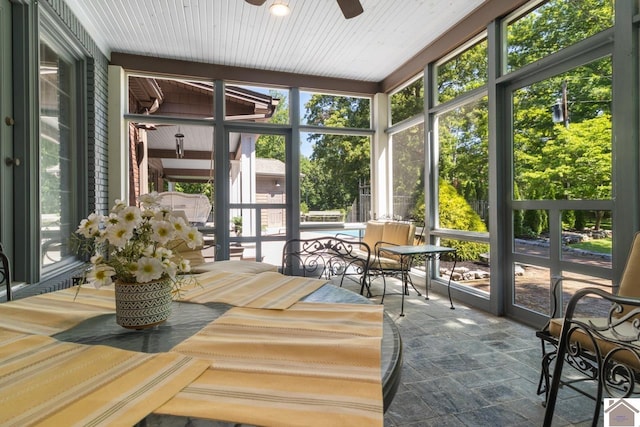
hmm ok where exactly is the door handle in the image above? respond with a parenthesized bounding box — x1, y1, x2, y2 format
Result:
(5, 157, 21, 166)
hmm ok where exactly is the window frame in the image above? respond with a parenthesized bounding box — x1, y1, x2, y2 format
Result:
(36, 5, 88, 279)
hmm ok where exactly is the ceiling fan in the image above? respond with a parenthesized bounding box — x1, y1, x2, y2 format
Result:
(245, 0, 364, 19)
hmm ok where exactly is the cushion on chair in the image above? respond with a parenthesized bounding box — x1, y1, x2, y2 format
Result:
(362, 221, 385, 253)
(549, 317, 640, 370)
(378, 222, 415, 262)
(381, 222, 413, 246)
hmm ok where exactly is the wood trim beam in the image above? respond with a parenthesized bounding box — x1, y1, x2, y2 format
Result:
(148, 149, 213, 160)
(110, 52, 381, 96)
(162, 168, 213, 177)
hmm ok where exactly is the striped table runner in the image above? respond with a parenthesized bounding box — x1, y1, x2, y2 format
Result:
(0, 286, 116, 335)
(158, 302, 384, 426)
(0, 334, 209, 427)
(178, 271, 328, 310)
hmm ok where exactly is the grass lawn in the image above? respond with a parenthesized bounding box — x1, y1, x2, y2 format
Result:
(568, 237, 612, 254)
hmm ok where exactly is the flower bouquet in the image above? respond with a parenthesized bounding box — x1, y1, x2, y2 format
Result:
(74, 192, 203, 328)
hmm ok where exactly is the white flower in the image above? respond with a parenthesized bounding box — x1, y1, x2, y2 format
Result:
(135, 256, 164, 283)
(151, 220, 175, 245)
(155, 246, 173, 260)
(120, 206, 142, 230)
(74, 195, 203, 289)
(171, 215, 188, 234)
(86, 264, 116, 288)
(162, 259, 178, 279)
(104, 223, 133, 248)
(111, 199, 127, 214)
(76, 213, 101, 238)
(142, 244, 155, 257)
(183, 227, 204, 249)
(178, 258, 191, 273)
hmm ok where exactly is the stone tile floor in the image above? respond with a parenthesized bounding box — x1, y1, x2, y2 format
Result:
(344, 277, 604, 427)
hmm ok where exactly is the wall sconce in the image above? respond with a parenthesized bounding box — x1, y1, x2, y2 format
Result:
(175, 129, 184, 159)
(275, 180, 281, 187)
(270, 1, 290, 16)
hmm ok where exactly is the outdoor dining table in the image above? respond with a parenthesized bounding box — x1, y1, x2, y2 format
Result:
(50, 282, 402, 425)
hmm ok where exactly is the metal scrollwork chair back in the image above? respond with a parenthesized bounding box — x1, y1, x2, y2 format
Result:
(540, 232, 640, 426)
(543, 287, 640, 426)
(0, 243, 13, 301)
(281, 237, 371, 295)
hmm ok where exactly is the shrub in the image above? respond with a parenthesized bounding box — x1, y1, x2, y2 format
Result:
(411, 182, 488, 261)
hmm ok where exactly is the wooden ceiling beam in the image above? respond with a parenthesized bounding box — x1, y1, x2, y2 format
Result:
(148, 149, 213, 160)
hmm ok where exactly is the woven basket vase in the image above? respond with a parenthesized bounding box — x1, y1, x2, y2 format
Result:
(114, 279, 172, 329)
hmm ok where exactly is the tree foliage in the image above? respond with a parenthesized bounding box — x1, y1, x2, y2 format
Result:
(255, 90, 289, 162)
(302, 94, 371, 211)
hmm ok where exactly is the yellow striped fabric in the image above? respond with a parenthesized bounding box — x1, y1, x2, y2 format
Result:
(178, 271, 328, 309)
(159, 302, 384, 426)
(0, 286, 116, 335)
(0, 334, 209, 427)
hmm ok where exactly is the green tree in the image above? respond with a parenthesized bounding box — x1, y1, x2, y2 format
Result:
(256, 90, 289, 162)
(303, 95, 370, 211)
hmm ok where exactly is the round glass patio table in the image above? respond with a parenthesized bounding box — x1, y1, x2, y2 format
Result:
(54, 283, 402, 423)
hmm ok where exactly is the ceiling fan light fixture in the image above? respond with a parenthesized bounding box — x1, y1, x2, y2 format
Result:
(269, 2, 290, 17)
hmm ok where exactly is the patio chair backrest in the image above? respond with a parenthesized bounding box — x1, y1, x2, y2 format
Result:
(362, 221, 385, 252)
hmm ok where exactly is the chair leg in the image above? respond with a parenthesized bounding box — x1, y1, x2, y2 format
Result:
(543, 329, 570, 426)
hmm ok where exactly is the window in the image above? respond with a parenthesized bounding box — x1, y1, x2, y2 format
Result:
(505, 0, 614, 73)
(301, 91, 370, 128)
(512, 57, 612, 201)
(390, 77, 424, 125)
(300, 92, 372, 222)
(128, 75, 215, 120)
(436, 38, 487, 104)
(391, 123, 424, 220)
(227, 84, 287, 124)
(39, 22, 85, 271)
(437, 96, 490, 232)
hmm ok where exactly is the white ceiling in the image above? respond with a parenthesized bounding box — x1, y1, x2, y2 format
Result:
(64, 0, 486, 82)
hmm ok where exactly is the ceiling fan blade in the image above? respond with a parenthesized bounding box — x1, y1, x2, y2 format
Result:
(245, 0, 267, 5)
(336, 0, 363, 19)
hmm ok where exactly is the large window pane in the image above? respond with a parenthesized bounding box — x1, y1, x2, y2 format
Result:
(560, 209, 612, 268)
(436, 39, 487, 104)
(300, 132, 371, 222)
(437, 96, 489, 232)
(390, 78, 424, 125)
(512, 57, 612, 201)
(506, 0, 614, 73)
(391, 123, 424, 220)
(128, 75, 215, 120)
(39, 39, 76, 269)
(301, 92, 371, 128)
(227, 85, 288, 124)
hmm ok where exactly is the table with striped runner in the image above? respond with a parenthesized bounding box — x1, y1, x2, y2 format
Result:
(157, 302, 384, 427)
(177, 270, 329, 309)
(0, 286, 116, 335)
(0, 334, 208, 427)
